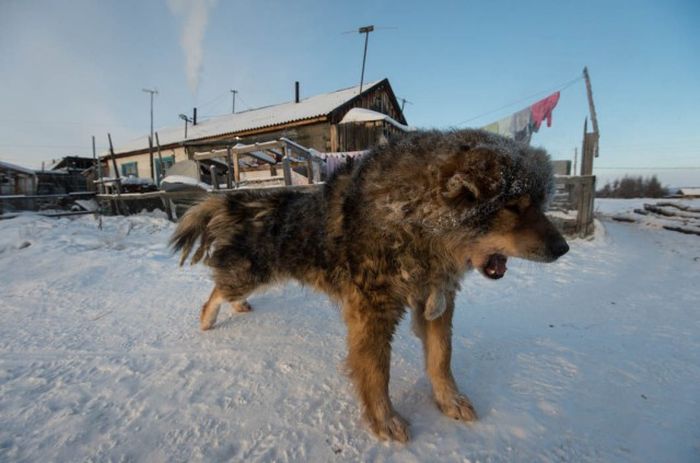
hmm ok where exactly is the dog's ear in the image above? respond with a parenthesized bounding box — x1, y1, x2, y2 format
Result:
(442, 171, 480, 202)
(441, 147, 507, 203)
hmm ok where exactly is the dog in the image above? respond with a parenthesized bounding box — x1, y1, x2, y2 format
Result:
(170, 128, 569, 442)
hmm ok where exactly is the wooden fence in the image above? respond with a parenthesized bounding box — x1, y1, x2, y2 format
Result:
(0, 192, 96, 215)
(95, 184, 323, 220)
(550, 175, 596, 238)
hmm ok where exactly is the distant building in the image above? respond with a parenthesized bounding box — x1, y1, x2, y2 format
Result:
(101, 79, 410, 180)
(679, 187, 700, 198)
(37, 156, 94, 194)
(0, 161, 37, 195)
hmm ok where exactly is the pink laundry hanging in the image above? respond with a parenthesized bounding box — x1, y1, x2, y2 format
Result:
(531, 91, 560, 131)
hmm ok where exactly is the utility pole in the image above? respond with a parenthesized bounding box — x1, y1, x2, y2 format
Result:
(582, 67, 599, 158)
(142, 88, 158, 180)
(358, 25, 374, 94)
(142, 88, 158, 142)
(230, 89, 238, 114)
(398, 97, 413, 116)
(179, 114, 192, 138)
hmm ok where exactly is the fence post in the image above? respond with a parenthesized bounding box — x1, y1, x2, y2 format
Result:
(282, 145, 292, 186)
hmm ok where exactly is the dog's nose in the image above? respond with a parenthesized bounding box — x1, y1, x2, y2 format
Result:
(549, 239, 569, 259)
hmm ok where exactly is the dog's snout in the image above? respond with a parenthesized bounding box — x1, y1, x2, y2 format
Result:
(549, 239, 569, 259)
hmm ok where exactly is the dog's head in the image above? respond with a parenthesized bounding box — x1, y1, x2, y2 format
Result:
(436, 130, 569, 278)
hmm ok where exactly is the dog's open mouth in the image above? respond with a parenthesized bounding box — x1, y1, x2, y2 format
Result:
(482, 253, 507, 279)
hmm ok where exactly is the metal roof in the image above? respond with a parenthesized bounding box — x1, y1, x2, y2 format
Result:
(110, 80, 383, 156)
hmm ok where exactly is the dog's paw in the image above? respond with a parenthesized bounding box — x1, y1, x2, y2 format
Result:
(371, 413, 411, 443)
(437, 393, 478, 422)
(232, 300, 252, 313)
(200, 320, 215, 331)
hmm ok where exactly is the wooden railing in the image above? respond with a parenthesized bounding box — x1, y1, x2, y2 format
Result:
(551, 175, 596, 238)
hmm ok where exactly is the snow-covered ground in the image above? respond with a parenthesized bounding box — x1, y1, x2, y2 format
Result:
(0, 200, 698, 462)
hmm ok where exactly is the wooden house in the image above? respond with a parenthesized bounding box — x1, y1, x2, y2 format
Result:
(102, 79, 410, 180)
(0, 161, 37, 195)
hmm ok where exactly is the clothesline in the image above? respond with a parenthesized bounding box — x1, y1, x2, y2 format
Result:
(457, 75, 583, 126)
(481, 91, 561, 144)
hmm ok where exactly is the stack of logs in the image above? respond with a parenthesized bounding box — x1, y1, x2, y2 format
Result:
(613, 202, 700, 236)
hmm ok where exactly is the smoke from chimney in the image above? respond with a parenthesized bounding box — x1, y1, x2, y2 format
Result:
(167, 0, 217, 96)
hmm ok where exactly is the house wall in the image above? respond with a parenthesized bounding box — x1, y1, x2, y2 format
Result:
(106, 146, 187, 179)
(197, 121, 332, 152)
(329, 83, 405, 125)
(105, 122, 333, 179)
(104, 82, 406, 175)
(335, 120, 407, 152)
(0, 173, 36, 195)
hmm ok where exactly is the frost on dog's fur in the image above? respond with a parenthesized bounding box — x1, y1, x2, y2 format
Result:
(170, 128, 567, 442)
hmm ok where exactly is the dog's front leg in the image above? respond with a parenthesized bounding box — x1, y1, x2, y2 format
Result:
(413, 290, 477, 422)
(343, 299, 409, 442)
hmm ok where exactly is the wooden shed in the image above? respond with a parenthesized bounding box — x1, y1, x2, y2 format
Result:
(0, 160, 37, 195)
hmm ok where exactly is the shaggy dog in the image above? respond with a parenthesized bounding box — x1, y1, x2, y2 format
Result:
(171, 128, 569, 442)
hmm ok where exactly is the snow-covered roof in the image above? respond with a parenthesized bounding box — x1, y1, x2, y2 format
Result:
(679, 187, 700, 196)
(339, 107, 415, 132)
(110, 80, 384, 156)
(0, 160, 36, 176)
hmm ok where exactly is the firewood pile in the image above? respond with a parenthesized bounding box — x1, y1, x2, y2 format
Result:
(611, 201, 700, 236)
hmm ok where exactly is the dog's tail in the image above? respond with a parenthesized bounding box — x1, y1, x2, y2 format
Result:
(170, 195, 229, 266)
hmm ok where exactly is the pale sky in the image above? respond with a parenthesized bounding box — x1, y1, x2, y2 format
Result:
(1, 0, 698, 187)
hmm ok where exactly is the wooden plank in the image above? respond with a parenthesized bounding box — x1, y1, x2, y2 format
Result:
(655, 202, 700, 213)
(282, 146, 292, 186)
(155, 132, 165, 185)
(148, 135, 155, 181)
(306, 158, 314, 184)
(96, 184, 322, 203)
(583, 66, 600, 158)
(225, 148, 233, 189)
(580, 118, 596, 176)
(644, 203, 700, 219)
(662, 225, 700, 236)
(554, 175, 595, 186)
(330, 124, 338, 152)
(233, 151, 240, 183)
(210, 165, 219, 190)
(107, 133, 121, 181)
(107, 133, 125, 215)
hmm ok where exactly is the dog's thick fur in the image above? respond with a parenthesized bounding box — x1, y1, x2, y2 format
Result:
(171, 129, 569, 442)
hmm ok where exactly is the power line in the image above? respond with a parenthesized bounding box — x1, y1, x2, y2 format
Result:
(0, 119, 141, 129)
(197, 91, 230, 110)
(0, 143, 106, 149)
(235, 93, 254, 111)
(457, 75, 584, 126)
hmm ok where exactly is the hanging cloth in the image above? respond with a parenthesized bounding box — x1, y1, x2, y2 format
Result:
(483, 107, 532, 143)
(531, 92, 560, 131)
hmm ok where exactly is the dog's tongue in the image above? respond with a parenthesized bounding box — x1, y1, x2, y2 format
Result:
(484, 254, 507, 279)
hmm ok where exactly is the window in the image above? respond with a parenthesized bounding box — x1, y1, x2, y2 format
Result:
(121, 162, 138, 177)
(155, 156, 175, 180)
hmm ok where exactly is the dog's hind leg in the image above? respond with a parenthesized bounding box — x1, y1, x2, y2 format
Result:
(412, 290, 477, 422)
(200, 286, 225, 331)
(343, 297, 410, 443)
